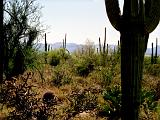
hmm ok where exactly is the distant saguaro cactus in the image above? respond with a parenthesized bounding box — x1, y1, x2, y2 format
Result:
(65, 33, 67, 49)
(99, 37, 102, 53)
(48, 44, 50, 51)
(154, 38, 158, 64)
(62, 34, 67, 49)
(105, 0, 160, 119)
(44, 33, 47, 63)
(99, 28, 108, 66)
(106, 44, 108, 54)
(45, 33, 47, 52)
(103, 27, 107, 54)
(151, 42, 154, 64)
(62, 39, 64, 48)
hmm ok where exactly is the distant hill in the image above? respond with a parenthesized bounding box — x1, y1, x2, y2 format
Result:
(37, 42, 79, 52)
(36, 42, 160, 56)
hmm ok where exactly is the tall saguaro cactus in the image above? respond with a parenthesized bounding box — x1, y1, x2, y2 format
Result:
(105, 0, 160, 119)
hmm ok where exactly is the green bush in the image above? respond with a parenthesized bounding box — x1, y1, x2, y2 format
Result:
(98, 86, 158, 119)
(141, 89, 157, 111)
(49, 55, 60, 66)
(52, 64, 73, 87)
(4, 48, 39, 79)
(100, 85, 121, 119)
(146, 64, 160, 76)
(74, 56, 95, 77)
(48, 50, 60, 66)
(65, 89, 98, 119)
(100, 67, 114, 87)
(48, 48, 70, 66)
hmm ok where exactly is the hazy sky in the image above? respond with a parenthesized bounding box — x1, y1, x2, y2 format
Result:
(39, 0, 160, 48)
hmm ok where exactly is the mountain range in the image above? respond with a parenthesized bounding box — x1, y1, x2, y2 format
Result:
(36, 42, 160, 56)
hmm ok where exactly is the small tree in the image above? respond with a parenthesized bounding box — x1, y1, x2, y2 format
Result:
(3, 0, 42, 79)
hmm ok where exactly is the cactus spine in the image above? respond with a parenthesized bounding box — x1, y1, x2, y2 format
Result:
(105, 0, 160, 119)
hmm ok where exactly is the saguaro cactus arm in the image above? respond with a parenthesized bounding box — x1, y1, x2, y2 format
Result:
(105, 0, 121, 31)
(145, 0, 160, 33)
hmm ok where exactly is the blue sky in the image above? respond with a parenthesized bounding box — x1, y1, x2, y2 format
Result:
(39, 0, 160, 48)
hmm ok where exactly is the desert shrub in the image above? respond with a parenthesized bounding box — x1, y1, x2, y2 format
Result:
(97, 85, 159, 119)
(98, 85, 121, 119)
(52, 64, 73, 87)
(57, 48, 71, 60)
(99, 67, 114, 87)
(47, 50, 60, 66)
(106, 48, 121, 69)
(65, 88, 98, 119)
(144, 56, 151, 66)
(74, 55, 97, 77)
(48, 53, 60, 66)
(141, 89, 157, 111)
(139, 89, 159, 120)
(0, 73, 56, 120)
(146, 64, 160, 76)
(48, 48, 70, 66)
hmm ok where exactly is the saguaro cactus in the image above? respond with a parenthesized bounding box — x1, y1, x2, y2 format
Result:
(65, 33, 67, 49)
(99, 37, 102, 53)
(106, 43, 108, 54)
(44, 33, 47, 63)
(63, 34, 67, 49)
(105, 0, 160, 119)
(45, 33, 47, 52)
(103, 27, 107, 54)
(151, 42, 154, 64)
(154, 38, 158, 64)
(62, 39, 64, 48)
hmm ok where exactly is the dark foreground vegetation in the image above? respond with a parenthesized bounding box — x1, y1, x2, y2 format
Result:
(0, 44, 160, 120)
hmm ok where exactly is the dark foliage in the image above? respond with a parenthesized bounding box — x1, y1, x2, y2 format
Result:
(0, 73, 57, 120)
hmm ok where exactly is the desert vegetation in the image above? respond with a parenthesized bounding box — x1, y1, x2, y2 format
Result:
(0, 37, 160, 119)
(0, 0, 160, 120)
